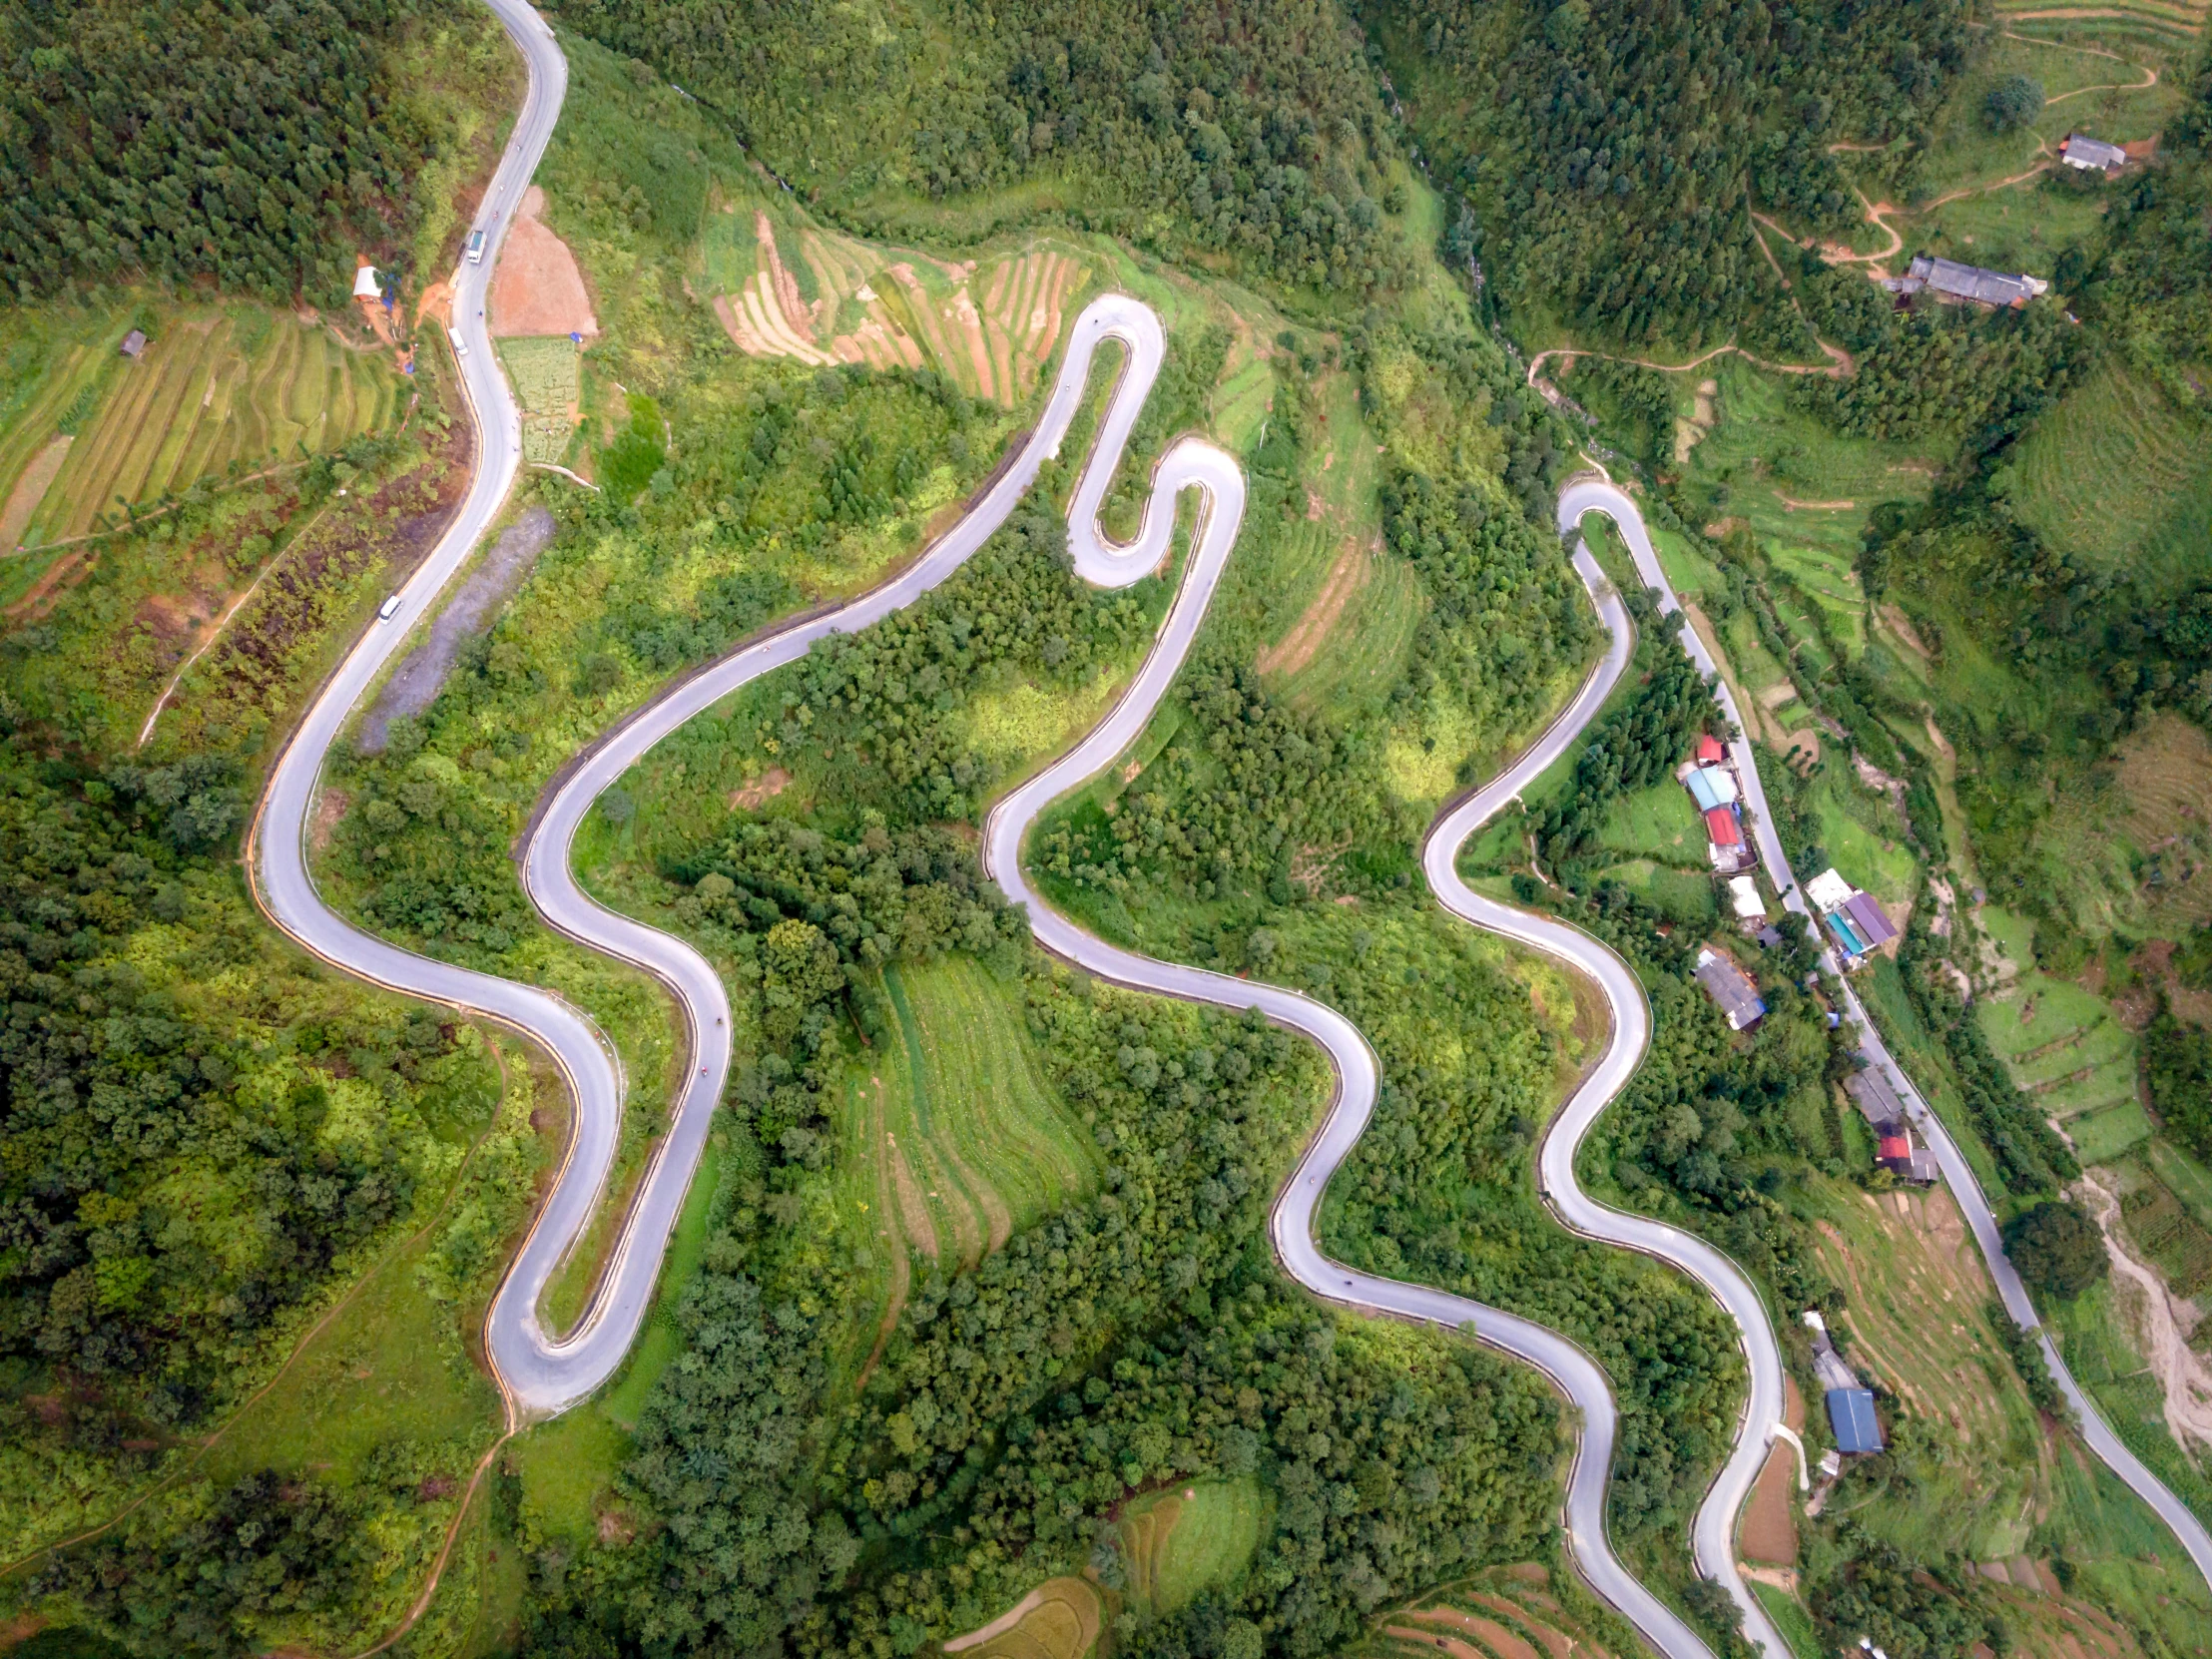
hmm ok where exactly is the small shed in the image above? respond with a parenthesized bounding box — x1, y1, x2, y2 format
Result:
(1696, 734, 1727, 767)
(1826, 1386, 1884, 1454)
(1878, 1132, 1912, 1164)
(1695, 947, 1767, 1031)
(1703, 806, 1743, 847)
(119, 329, 147, 358)
(353, 265, 383, 299)
(2060, 133, 2127, 174)
(1686, 767, 1740, 811)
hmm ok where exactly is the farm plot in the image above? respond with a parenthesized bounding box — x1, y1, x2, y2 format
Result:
(2012, 359, 2212, 598)
(1379, 1565, 1619, 1659)
(1975, 954, 2147, 1161)
(1810, 1179, 2049, 1558)
(0, 303, 402, 548)
(2115, 1164, 2212, 1300)
(943, 1576, 1104, 1659)
(869, 957, 1099, 1270)
(495, 336, 583, 464)
(701, 206, 1091, 406)
(1117, 1477, 1266, 1619)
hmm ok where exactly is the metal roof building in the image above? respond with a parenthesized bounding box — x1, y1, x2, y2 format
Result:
(1895, 255, 2050, 308)
(1695, 947, 1767, 1031)
(1845, 1063, 1909, 1130)
(1827, 1386, 1884, 1454)
(1686, 766, 1739, 811)
(2061, 133, 2127, 173)
(1704, 806, 1743, 847)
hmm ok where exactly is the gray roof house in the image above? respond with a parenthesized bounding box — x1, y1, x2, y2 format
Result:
(2060, 133, 2127, 174)
(1694, 947, 1766, 1031)
(1886, 256, 2049, 308)
(1845, 1063, 1909, 1131)
(119, 328, 147, 358)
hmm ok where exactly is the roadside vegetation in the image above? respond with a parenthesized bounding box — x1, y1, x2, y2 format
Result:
(12, 1, 2212, 1656)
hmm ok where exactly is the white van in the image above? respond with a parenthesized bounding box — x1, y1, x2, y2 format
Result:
(467, 229, 487, 264)
(378, 595, 403, 622)
(448, 324, 467, 359)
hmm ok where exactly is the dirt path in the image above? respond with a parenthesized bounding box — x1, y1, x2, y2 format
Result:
(1257, 537, 1371, 678)
(1775, 494, 1858, 511)
(2, 547, 93, 619)
(138, 494, 339, 748)
(2003, 27, 2167, 76)
(2077, 1171, 2212, 1457)
(2005, 6, 2203, 28)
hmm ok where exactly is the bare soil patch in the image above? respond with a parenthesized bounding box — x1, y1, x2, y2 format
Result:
(359, 505, 555, 752)
(311, 789, 351, 856)
(490, 187, 599, 338)
(5, 548, 94, 620)
(1, 434, 71, 551)
(1256, 538, 1371, 680)
(886, 1133, 938, 1262)
(729, 766, 793, 813)
(1742, 1438, 1801, 1563)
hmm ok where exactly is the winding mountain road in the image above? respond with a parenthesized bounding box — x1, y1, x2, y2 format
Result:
(241, 2, 2208, 1649)
(1572, 477, 2212, 1593)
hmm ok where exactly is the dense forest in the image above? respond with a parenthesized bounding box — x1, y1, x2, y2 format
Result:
(0, 0, 473, 301)
(1376, 0, 1971, 348)
(548, 0, 1408, 293)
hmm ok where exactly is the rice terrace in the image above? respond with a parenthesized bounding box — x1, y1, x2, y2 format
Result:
(0, 301, 405, 552)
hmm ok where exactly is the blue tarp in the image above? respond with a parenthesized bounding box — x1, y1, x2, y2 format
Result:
(1827, 1387, 1884, 1453)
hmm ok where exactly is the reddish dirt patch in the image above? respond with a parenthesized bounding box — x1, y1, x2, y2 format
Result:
(1256, 538, 1371, 680)
(311, 789, 351, 856)
(1742, 1438, 1801, 1564)
(729, 766, 792, 813)
(135, 592, 202, 641)
(416, 279, 454, 330)
(491, 187, 599, 338)
(1395, 1608, 1543, 1659)
(5, 548, 95, 620)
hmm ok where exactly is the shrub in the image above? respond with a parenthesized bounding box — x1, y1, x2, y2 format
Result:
(2003, 1199, 2107, 1300)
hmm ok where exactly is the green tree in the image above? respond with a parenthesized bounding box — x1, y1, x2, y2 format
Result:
(2003, 1199, 2107, 1300)
(1985, 74, 2045, 133)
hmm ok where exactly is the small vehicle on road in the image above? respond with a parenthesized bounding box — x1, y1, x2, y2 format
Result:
(466, 229, 487, 264)
(377, 595, 403, 622)
(448, 325, 467, 359)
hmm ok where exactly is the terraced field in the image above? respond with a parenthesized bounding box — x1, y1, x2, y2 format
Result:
(1117, 1476, 1267, 1619)
(1378, 1565, 1619, 1659)
(1976, 953, 2149, 1163)
(702, 206, 1092, 406)
(1998, 0, 2207, 45)
(2115, 1166, 2212, 1301)
(0, 303, 403, 549)
(2012, 360, 2212, 597)
(495, 335, 583, 465)
(944, 1576, 1105, 1659)
(869, 957, 1099, 1271)
(1810, 1179, 2050, 1558)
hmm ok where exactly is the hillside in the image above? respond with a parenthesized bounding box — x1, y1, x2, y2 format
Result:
(7, 4, 2212, 1659)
